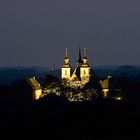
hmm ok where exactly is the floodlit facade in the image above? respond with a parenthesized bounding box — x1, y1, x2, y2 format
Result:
(61, 48, 71, 79)
(61, 48, 91, 88)
(26, 76, 42, 100)
(101, 75, 122, 99)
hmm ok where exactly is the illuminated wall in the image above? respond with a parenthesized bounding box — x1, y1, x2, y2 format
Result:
(33, 89, 42, 100)
(61, 67, 71, 79)
(80, 67, 90, 83)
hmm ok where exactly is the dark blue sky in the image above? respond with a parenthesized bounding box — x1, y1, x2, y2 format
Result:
(0, 0, 140, 67)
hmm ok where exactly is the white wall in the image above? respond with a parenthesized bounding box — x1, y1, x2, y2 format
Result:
(61, 68, 71, 79)
(33, 89, 42, 100)
(80, 67, 90, 82)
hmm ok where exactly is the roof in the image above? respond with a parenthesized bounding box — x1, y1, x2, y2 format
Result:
(62, 63, 71, 68)
(70, 66, 81, 81)
(26, 77, 41, 90)
(81, 63, 90, 68)
(101, 75, 121, 90)
(77, 58, 83, 64)
(62, 57, 71, 68)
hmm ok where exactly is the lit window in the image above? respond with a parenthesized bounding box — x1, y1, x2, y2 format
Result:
(84, 70, 86, 75)
(65, 70, 67, 75)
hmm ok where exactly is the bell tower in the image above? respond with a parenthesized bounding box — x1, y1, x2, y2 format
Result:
(80, 48, 90, 83)
(61, 48, 71, 79)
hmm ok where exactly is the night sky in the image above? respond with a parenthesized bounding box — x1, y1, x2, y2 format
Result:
(0, 0, 140, 67)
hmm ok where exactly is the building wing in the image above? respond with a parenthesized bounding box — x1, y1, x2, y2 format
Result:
(26, 77, 41, 90)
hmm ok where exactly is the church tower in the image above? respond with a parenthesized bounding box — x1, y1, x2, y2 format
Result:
(61, 48, 71, 79)
(80, 48, 90, 83)
(77, 48, 83, 67)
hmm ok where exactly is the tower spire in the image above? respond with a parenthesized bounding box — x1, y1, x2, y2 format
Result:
(79, 47, 82, 59)
(77, 47, 83, 66)
(84, 48, 87, 58)
(66, 48, 68, 58)
(83, 48, 89, 65)
(62, 48, 71, 80)
(63, 48, 70, 66)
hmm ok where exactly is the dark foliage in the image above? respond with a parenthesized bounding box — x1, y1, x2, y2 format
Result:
(40, 74, 60, 88)
(0, 68, 140, 139)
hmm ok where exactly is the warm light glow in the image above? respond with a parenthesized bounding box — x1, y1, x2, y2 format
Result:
(103, 89, 109, 97)
(33, 89, 42, 100)
(115, 96, 122, 101)
(61, 48, 90, 88)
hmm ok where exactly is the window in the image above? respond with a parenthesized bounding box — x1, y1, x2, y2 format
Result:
(65, 70, 67, 75)
(84, 70, 86, 75)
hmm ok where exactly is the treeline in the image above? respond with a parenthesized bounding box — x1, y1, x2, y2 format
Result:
(0, 75, 140, 139)
(0, 65, 140, 85)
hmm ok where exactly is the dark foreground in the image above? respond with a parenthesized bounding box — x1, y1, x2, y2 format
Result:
(0, 90, 140, 140)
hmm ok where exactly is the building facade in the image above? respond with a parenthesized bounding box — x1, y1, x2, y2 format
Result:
(101, 75, 122, 100)
(26, 76, 42, 100)
(61, 48, 91, 88)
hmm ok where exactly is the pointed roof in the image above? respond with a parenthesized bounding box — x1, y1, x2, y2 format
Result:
(65, 48, 68, 59)
(101, 75, 121, 90)
(83, 48, 87, 59)
(82, 48, 90, 68)
(70, 66, 81, 81)
(26, 76, 41, 90)
(77, 48, 83, 65)
(62, 48, 71, 68)
(79, 48, 82, 59)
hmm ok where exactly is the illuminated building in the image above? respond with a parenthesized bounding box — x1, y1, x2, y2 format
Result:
(26, 76, 42, 100)
(61, 48, 91, 88)
(61, 48, 71, 79)
(101, 74, 122, 99)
